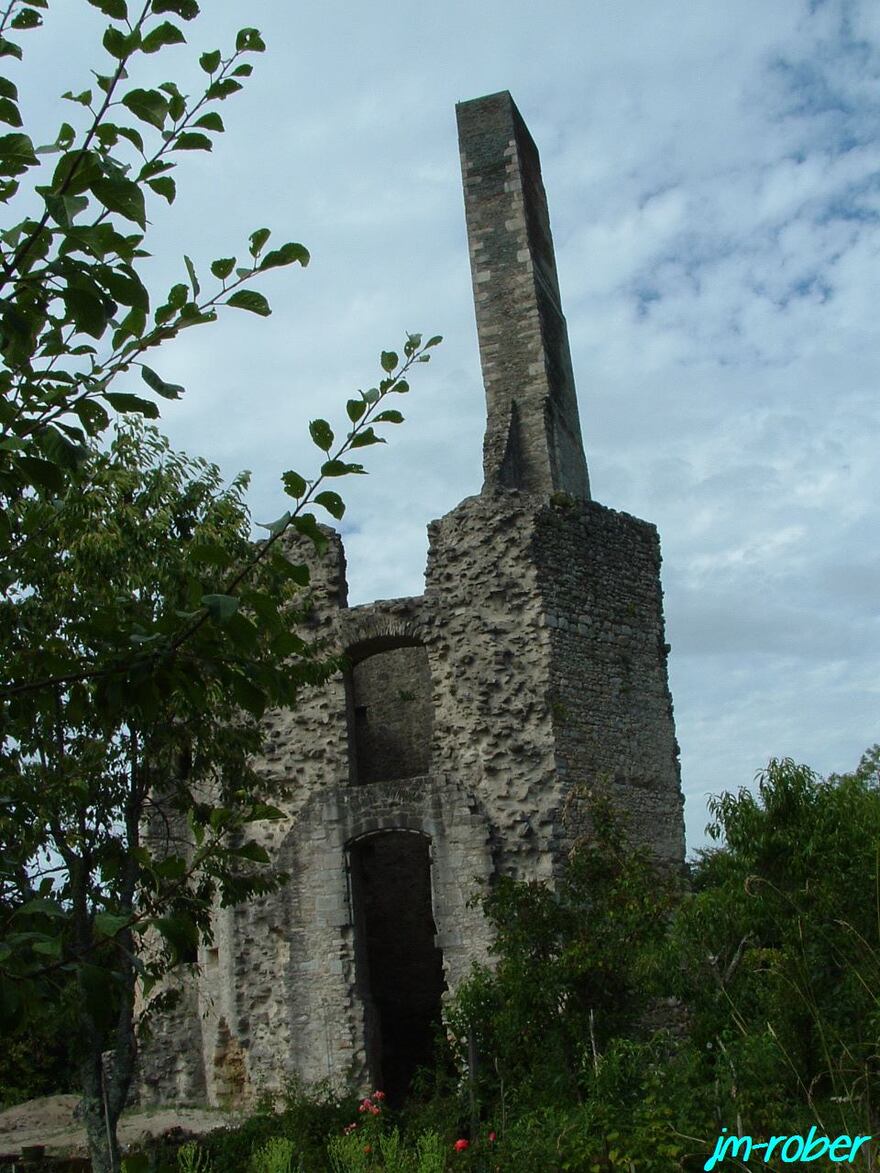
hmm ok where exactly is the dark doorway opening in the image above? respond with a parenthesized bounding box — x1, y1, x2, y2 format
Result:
(349, 831, 446, 1106)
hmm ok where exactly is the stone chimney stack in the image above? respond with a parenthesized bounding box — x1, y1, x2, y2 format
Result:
(456, 90, 591, 500)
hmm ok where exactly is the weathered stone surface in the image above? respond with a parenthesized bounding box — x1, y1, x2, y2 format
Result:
(457, 91, 590, 499)
(138, 92, 684, 1109)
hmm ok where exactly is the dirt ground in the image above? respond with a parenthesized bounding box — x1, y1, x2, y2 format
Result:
(0, 1094, 243, 1160)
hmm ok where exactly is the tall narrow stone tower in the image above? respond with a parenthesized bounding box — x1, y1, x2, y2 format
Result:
(138, 92, 685, 1110)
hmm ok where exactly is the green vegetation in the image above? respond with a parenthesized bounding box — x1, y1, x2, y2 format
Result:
(0, 2, 437, 1169)
(115, 749, 880, 1170)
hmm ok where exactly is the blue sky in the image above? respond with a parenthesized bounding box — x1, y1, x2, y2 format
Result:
(19, 0, 880, 851)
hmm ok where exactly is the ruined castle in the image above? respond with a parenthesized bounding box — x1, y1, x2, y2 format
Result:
(139, 91, 685, 1108)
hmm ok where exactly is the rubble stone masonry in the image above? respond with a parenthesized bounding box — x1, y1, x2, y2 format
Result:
(138, 91, 684, 1108)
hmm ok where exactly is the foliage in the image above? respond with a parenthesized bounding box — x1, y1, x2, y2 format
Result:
(197, 1081, 356, 1172)
(0, 2, 439, 1169)
(438, 753, 880, 1168)
(0, 968, 78, 1106)
(250, 1137, 301, 1173)
(676, 752, 880, 1143)
(447, 786, 680, 1108)
(176, 1140, 214, 1173)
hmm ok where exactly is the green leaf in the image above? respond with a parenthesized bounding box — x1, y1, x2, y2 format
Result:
(349, 427, 385, 449)
(248, 227, 270, 257)
(315, 490, 345, 520)
(426, 334, 442, 347)
(74, 397, 110, 435)
(94, 912, 131, 939)
(154, 914, 198, 962)
(91, 176, 146, 228)
(112, 306, 146, 348)
(380, 350, 398, 372)
(102, 25, 134, 59)
(99, 264, 150, 310)
(346, 399, 367, 423)
(43, 191, 88, 227)
(103, 392, 160, 418)
(0, 78, 18, 100)
(235, 27, 265, 52)
(50, 148, 102, 195)
(18, 455, 65, 492)
(201, 593, 239, 622)
(0, 97, 21, 127)
(57, 121, 76, 149)
(233, 839, 270, 863)
(375, 409, 404, 423)
(206, 78, 242, 100)
(258, 241, 309, 271)
(199, 48, 221, 73)
(87, 0, 127, 16)
(210, 256, 234, 279)
(308, 419, 333, 452)
(282, 470, 307, 498)
(151, 0, 199, 18)
(231, 677, 265, 718)
(193, 111, 223, 132)
(121, 87, 168, 130)
(31, 937, 62, 958)
(0, 132, 37, 175)
(62, 88, 92, 106)
(141, 364, 183, 399)
(61, 285, 112, 338)
(160, 79, 185, 120)
(11, 7, 42, 29)
(320, 459, 363, 477)
(174, 132, 212, 151)
(0, 39, 22, 61)
(141, 20, 185, 53)
(183, 253, 199, 297)
(226, 289, 270, 316)
(291, 512, 328, 553)
(15, 897, 66, 919)
(147, 175, 175, 203)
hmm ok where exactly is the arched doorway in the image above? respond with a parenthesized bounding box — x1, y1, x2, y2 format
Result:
(348, 831, 445, 1105)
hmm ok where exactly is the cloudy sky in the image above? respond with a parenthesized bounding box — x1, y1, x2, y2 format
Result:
(22, 0, 880, 852)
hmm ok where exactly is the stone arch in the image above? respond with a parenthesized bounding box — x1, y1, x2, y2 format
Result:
(346, 828, 445, 1104)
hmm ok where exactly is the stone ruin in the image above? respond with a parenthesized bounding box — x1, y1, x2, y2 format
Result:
(139, 90, 686, 1109)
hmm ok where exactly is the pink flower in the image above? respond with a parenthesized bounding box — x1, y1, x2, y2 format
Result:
(343, 1123, 357, 1135)
(454, 1138, 470, 1152)
(488, 1131, 497, 1142)
(372, 1090, 386, 1101)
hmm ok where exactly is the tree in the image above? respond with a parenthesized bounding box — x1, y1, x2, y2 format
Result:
(0, 3, 439, 1169)
(670, 751, 880, 1139)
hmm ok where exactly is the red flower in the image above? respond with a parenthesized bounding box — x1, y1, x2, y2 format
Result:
(454, 1138, 470, 1152)
(488, 1131, 497, 1142)
(372, 1090, 386, 1101)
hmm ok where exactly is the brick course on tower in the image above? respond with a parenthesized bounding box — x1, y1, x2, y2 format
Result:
(138, 91, 685, 1109)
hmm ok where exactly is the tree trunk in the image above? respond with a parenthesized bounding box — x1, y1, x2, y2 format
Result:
(79, 1037, 122, 1173)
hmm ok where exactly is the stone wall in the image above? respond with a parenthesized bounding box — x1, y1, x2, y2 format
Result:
(138, 91, 685, 1110)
